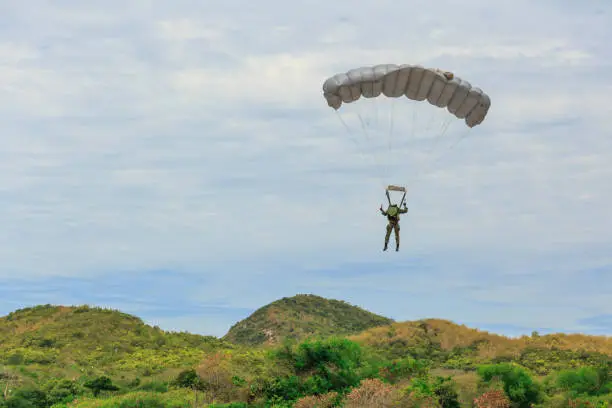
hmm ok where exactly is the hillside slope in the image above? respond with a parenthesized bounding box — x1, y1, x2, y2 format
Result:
(0, 304, 230, 379)
(350, 318, 611, 374)
(222, 294, 394, 345)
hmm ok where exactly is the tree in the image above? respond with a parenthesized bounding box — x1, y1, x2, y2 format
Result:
(5, 388, 48, 408)
(433, 376, 461, 408)
(263, 338, 367, 402)
(403, 374, 460, 408)
(196, 352, 236, 403)
(477, 363, 542, 408)
(83, 376, 119, 397)
(172, 369, 204, 390)
(41, 379, 80, 406)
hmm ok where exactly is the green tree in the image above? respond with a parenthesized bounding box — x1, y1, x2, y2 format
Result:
(171, 369, 203, 389)
(433, 376, 460, 408)
(405, 374, 460, 408)
(83, 376, 119, 397)
(41, 379, 80, 406)
(265, 337, 366, 401)
(378, 356, 429, 384)
(477, 363, 542, 408)
(5, 388, 48, 408)
(293, 338, 363, 392)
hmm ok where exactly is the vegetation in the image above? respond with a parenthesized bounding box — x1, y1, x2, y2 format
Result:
(222, 294, 394, 346)
(0, 296, 610, 407)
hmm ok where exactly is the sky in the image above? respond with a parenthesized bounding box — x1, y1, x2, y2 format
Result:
(1, 0, 611, 339)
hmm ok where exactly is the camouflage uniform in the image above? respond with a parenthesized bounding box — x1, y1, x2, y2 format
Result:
(380, 205, 408, 251)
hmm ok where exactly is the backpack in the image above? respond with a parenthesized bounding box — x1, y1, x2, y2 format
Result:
(386, 205, 399, 217)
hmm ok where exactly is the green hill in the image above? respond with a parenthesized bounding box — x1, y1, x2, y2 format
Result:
(0, 304, 230, 381)
(222, 294, 394, 346)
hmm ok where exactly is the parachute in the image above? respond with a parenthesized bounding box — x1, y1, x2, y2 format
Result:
(322, 64, 491, 197)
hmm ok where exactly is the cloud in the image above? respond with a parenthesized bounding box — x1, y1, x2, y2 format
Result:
(0, 0, 611, 336)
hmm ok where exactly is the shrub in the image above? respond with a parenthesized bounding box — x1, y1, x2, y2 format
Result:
(293, 391, 339, 408)
(342, 378, 395, 408)
(556, 366, 611, 397)
(473, 390, 510, 408)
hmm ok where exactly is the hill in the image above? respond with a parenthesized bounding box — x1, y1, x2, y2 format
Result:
(222, 294, 394, 345)
(0, 304, 230, 381)
(350, 318, 612, 374)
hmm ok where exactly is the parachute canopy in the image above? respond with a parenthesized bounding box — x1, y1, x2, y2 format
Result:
(322, 64, 491, 128)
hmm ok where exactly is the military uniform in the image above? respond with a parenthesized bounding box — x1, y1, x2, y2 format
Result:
(380, 204, 408, 251)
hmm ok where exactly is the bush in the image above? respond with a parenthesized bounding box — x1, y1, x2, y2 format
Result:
(137, 381, 168, 393)
(342, 378, 395, 408)
(432, 377, 461, 408)
(378, 357, 429, 384)
(196, 352, 240, 403)
(264, 338, 368, 402)
(477, 363, 542, 408)
(403, 375, 460, 408)
(41, 379, 81, 406)
(556, 366, 611, 397)
(473, 390, 510, 408)
(6, 388, 48, 408)
(293, 391, 339, 408)
(83, 376, 119, 397)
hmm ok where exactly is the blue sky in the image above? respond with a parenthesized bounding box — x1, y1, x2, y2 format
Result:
(1, 0, 611, 338)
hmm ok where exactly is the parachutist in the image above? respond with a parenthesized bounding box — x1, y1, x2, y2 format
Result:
(380, 202, 408, 251)
(322, 64, 490, 249)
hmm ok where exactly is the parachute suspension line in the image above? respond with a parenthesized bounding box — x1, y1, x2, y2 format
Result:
(357, 112, 387, 188)
(404, 117, 455, 193)
(373, 96, 379, 129)
(443, 126, 471, 154)
(334, 110, 386, 187)
(407, 101, 438, 186)
(354, 98, 394, 189)
(404, 99, 418, 166)
(339, 102, 387, 188)
(410, 101, 419, 143)
(423, 107, 438, 133)
(388, 99, 395, 144)
(334, 110, 360, 147)
(406, 126, 473, 195)
(416, 109, 445, 175)
(430, 124, 471, 165)
(385, 99, 396, 185)
(425, 116, 453, 155)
